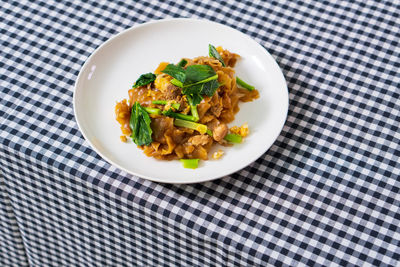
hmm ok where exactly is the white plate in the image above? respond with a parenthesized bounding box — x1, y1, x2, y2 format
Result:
(73, 18, 288, 184)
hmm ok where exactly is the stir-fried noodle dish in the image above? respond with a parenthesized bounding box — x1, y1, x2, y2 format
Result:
(115, 45, 259, 168)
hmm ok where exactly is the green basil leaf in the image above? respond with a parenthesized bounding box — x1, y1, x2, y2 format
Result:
(129, 102, 153, 146)
(133, 73, 156, 88)
(208, 44, 226, 67)
(161, 64, 186, 83)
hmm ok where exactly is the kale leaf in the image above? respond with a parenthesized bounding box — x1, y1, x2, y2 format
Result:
(184, 65, 216, 85)
(129, 102, 153, 146)
(133, 73, 156, 88)
(176, 59, 188, 68)
(161, 64, 186, 83)
(208, 44, 226, 67)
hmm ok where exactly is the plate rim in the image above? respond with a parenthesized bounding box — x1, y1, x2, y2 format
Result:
(73, 18, 289, 184)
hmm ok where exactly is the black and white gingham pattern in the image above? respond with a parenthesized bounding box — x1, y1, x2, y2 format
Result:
(1, 0, 399, 266)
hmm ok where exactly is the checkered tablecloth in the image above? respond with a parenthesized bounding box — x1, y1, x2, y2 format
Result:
(1, 0, 399, 266)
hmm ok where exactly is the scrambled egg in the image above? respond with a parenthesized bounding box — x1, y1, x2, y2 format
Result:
(230, 123, 249, 137)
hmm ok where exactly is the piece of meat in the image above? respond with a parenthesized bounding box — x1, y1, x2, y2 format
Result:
(212, 123, 228, 142)
(188, 135, 210, 146)
(163, 84, 181, 100)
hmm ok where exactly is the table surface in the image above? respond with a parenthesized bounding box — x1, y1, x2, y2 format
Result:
(1, 0, 399, 266)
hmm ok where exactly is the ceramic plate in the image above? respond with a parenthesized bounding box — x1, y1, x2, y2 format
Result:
(73, 18, 288, 184)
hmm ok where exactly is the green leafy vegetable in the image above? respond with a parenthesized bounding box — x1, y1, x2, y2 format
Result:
(199, 79, 219, 96)
(130, 102, 153, 146)
(163, 109, 197, 121)
(177, 59, 188, 68)
(190, 93, 203, 106)
(161, 64, 186, 83)
(180, 159, 199, 169)
(143, 107, 161, 115)
(174, 119, 207, 134)
(209, 44, 226, 67)
(152, 100, 180, 110)
(184, 65, 217, 85)
(186, 95, 199, 122)
(133, 73, 156, 88)
(182, 79, 219, 98)
(236, 77, 255, 91)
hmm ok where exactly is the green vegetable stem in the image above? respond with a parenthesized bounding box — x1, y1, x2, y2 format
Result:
(143, 107, 162, 115)
(173, 119, 208, 134)
(163, 109, 197, 122)
(152, 100, 180, 110)
(186, 95, 199, 122)
(206, 129, 242, 143)
(223, 133, 242, 143)
(236, 77, 255, 91)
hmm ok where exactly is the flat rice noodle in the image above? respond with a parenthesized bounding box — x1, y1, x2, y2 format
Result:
(220, 109, 235, 123)
(114, 99, 132, 135)
(217, 70, 232, 92)
(197, 101, 211, 118)
(209, 93, 223, 117)
(161, 134, 175, 155)
(191, 145, 208, 160)
(174, 145, 185, 158)
(221, 92, 232, 109)
(151, 117, 174, 143)
(199, 114, 215, 124)
(239, 88, 260, 102)
(171, 128, 187, 144)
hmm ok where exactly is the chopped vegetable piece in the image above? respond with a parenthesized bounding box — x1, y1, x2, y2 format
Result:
(236, 77, 255, 91)
(152, 100, 180, 110)
(163, 109, 196, 121)
(186, 95, 199, 122)
(133, 73, 156, 88)
(190, 93, 203, 106)
(224, 133, 242, 143)
(143, 107, 162, 115)
(130, 102, 153, 146)
(174, 119, 207, 134)
(161, 64, 186, 83)
(180, 159, 199, 169)
(209, 44, 226, 66)
(206, 129, 242, 143)
(177, 59, 187, 68)
(170, 78, 184, 88)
